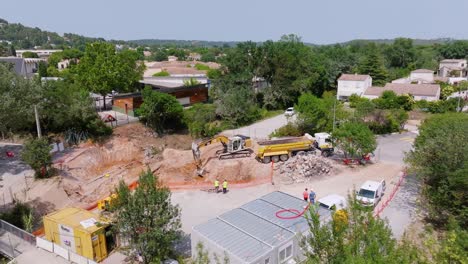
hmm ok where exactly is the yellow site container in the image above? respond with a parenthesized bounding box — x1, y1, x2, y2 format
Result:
(43, 207, 109, 262)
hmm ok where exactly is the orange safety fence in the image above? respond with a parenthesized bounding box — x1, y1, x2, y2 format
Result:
(373, 169, 408, 218)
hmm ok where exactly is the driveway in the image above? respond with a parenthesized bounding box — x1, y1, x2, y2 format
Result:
(222, 114, 295, 140)
(375, 132, 416, 165)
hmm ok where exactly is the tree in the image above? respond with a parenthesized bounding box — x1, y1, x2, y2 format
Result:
(75, 42, 145, 109)
(113, 169, 181, 264)
(385, 38, 416, 68)
(21, 51, 39, 58)
(302, 194, 423, 263)
(184, 103, 221, 137)
(405, 113, 468, 227)
(332, 122, 376, 158)
(0, 63, 42, 137)
(38, 61, 48, 77)
(21, 138, 53, 178)
(358, 44, 389, 86)
(437, 41, 468, 59)
(211, 75, 261, 126)
(137, 87, 184, 134)
(296, 92, 347, 133)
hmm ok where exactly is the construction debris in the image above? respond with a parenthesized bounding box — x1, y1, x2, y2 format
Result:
(278, 151, 336, 183)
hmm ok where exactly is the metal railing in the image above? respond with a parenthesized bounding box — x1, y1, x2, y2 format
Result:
(0, 220, 36, 246)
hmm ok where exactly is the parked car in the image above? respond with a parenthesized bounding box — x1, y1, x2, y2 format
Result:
(356, 180, 386, 207)
(284, 107, 295, 116)
(317, 194, 347, 223)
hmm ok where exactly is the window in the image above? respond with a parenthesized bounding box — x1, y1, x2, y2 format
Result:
(279, 243, 293, 263)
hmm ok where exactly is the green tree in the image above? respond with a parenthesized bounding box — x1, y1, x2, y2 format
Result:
(302, 194, 423, 264)
(385, 38, 416, 68)
(38, 61, 48, 77)
(21, 138, 53, 178)
(0, 63, 42, 137)
(211, 75, 261, 126)
(183, 77, 201, 86)
(113, 169, 181, 264)
(184, 103, 221, 137)
(358, 44, 389, 86)
(21, 51, 39, 58)
(405, 113, 468, 227)
(437, 41, 468, 59)
(296, 92, 347, 133)
(75, 42, 145, 108)
(137, 87, 184, 134)
(332, 122, 376, 158)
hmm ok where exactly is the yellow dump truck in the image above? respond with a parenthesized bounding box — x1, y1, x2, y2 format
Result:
(256, 133, 334, 163)
(43, 207, 109, 262)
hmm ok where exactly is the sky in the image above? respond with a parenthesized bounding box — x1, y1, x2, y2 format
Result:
(1, 0, 468, 44)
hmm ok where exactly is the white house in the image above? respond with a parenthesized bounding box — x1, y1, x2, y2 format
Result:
(363, 83, 440, 101)
(15, 49, 62, 59)
(392, 69, 435, 84)
(337, 74, 372, 100)
(438, 59, 467, 77)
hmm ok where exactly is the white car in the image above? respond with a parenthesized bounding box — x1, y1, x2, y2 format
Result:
(317, 194, 347, 223)
(356, 180, 386, 207)
(318, 194, 347, 210)
(284, 107, 295, 116)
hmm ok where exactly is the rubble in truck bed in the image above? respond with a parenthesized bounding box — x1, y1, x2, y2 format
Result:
(277, 151, 338, 183)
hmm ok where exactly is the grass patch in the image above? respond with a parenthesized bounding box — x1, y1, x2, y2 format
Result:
(153, 70, 170, 77)
(195, 63, 210, 71)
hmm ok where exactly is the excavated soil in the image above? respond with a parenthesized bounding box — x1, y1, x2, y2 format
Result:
(49, 122, 269, 208)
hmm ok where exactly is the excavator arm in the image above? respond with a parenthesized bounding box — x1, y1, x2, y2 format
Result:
(192, 135, 230, 175)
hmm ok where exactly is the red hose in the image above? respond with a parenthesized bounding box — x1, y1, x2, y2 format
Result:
(276, 203, 311, 219)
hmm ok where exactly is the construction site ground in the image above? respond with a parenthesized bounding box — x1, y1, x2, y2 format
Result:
(1, 117, 420, 262)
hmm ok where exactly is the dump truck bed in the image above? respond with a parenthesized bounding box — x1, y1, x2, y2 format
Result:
(257, 137, 305, 146)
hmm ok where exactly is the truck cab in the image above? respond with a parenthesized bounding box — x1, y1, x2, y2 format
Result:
(356, 180, 386, 207)
(313, 132, 334, 157)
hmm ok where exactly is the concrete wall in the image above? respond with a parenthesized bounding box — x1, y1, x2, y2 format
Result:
(337, 78, 372, 100)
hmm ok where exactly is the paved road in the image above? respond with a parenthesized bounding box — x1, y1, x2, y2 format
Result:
(222, 114, 295, 140)
(375, 132, 416, 164)
(375, 131, 421, 239)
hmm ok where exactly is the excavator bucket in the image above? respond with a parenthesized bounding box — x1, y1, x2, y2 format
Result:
(196, 168, 205, 177)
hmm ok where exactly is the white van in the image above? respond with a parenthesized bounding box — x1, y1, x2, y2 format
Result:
(356, 180, 386, 207)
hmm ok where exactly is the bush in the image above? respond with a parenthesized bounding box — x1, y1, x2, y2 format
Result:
(0, 202, 34, 229)
(427, 98, 461, 113)
(270, 122, 303, 137)
(137, 87, 185, 134)
(365, 109, 408, 134)
(152, 71, 170, 77)
(348, 94, 369, 108)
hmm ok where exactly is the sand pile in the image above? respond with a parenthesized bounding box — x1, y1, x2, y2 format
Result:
(278, 151, 337, 183)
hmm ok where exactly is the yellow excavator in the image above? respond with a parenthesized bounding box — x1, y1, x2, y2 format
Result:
(192, 134, 253, 176)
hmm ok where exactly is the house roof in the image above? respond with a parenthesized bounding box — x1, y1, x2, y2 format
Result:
(411, 69, 434, 73)
(364, 83, 440, 97)
(193, 191, 309, 262)
(440, 59, 467, 63)
(338, 73, 370, 81)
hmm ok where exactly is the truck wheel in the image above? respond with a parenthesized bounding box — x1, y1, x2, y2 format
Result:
(280, 154, 289, 161)
(263, 156, 271, 163)
(272, 156, 280, 163)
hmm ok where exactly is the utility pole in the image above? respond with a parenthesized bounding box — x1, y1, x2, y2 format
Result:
(332, 98, 337, 133)
(34, 105, 42, 138)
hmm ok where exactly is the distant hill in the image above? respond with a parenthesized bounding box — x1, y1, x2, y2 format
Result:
(338, 38, 459, 46)
(128, 39, 240, 48)
(1, 17, 465, 50)
(0, 18, 126, 50)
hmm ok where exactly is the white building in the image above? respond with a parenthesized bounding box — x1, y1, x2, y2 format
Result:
(392, 69, 435, 84)
(15, 49, 62, 59)
(337, 74, 372, 100)
(438, 59, 467, 77)
(363, 83, 440, 101)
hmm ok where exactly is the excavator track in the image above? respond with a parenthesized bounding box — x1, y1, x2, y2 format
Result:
(218, 149, 253, 160)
